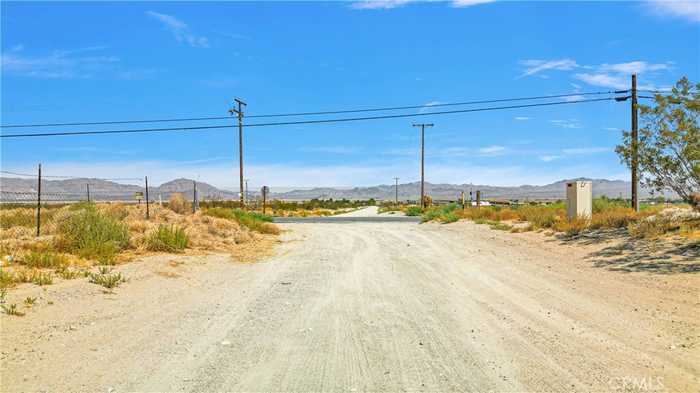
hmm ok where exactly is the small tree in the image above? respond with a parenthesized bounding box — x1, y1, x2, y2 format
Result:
(616, 77, 700, 210)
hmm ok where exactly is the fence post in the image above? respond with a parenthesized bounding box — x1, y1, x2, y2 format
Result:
(476, 190, 481, 208)
(193, 180, 197, 213)
(36, 163, 42, 237)
(145, 176, 150, 220)
(461, 191, 465, 210)
(86, 183, 90, 202)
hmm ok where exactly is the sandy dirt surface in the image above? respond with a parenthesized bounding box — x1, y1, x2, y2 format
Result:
(1, 207, 698, 392)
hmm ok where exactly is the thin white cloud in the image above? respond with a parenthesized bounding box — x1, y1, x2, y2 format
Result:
(10, 44, 24, 52)
(562, 147, 611, 155)
(518, 58, 673, 90)
(598, 61, 672, 74)
(1, 47, 119, 79)
(419, 101, 442, 113)
(350, 0, 494, 9)
(146, 11, 209, 48)
(539, 155, 562, 162)
(349, 0, 413, 9)
(514, 116, 531, 120)
(451, 0, 495, 7)
(518, 58, 578, 77)
(647, 0, 700, 22)
(549, 119, 582, 129)
(478, 145, 506, 156)
(563, 94, 585, 102)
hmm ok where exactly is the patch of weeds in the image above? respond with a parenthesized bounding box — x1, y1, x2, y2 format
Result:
(21, 251, 69, 269)
(56, 267, 82, 280)
(54, 203, 129, 264)
(23, 296, 36, 307)
(1, 303, 24, 316)
(89, 271, 126, 289)
(405, 206, 423, 217)
(0, 270, 14, 290)
(204, 208, 279, 234)
(489, 222, 513, 231)
(97, 266, 112, 275)
(31, 271, 53, 286)
(146, 225, 189, 252)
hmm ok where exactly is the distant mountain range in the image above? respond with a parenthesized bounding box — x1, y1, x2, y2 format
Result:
(0, 176, 673, 202)
(269, 179, 671, 201)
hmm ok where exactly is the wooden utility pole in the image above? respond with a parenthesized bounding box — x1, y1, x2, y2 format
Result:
(36, 163, 41, 237)
(230, 98, 247, 209)
(86, 183, 90, 202)
(476, 190, 481, 208)
(193, 180, 197, 213)
(461, 191, 465, 210)
(631, 74, 639, 212)
(413, 123, 433, 208)
(394, 177, 399, 205)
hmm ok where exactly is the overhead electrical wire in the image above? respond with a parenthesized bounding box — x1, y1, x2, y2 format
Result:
(0, 170, 142, 181)
(0, 90, 624, 129)
(1, 97, 616, 139)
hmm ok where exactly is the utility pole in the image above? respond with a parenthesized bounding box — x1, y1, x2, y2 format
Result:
(86, 183, 90, 202)
(245, 179, 249, 204)
(412, 123, 433, 208)
(631, 74, 639, 212)
(394, 177, 399, 205)
(229, 98, 247, 209)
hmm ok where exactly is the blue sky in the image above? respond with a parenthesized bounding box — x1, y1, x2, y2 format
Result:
(1, 0, 699, 190)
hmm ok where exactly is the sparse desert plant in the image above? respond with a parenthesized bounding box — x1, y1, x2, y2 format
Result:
(2, 303, 24, 316)
(31, 271, 53, 286)
(146, 225, 189, 252)
(553, 217, 590, 237)
(89, 271, 126, 289)
(97, 266, 112, 275)
(23, 296, 36, 307)
(21, 251, 69, 269)
(55, 204, 129, 264)
(57, 267, 82, 280)
(204, 208, 279, 234)
(405, 206, 423, 216)
(168, 193, 190, 214)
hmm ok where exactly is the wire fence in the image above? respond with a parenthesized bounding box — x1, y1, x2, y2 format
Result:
(0, 166, 244, 236)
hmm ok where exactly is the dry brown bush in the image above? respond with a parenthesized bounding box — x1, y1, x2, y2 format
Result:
(168, 193, 190, 214)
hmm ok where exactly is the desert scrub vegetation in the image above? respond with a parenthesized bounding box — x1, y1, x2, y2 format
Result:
(146, 225, 189, 252)
(89, 270, 127, 289)
(167, 193, 190, 214)
(203, 208, 279, 235)
(0, 200, 278, 294)
(420, 198, 699, 239)
(54, 203, 130, 264)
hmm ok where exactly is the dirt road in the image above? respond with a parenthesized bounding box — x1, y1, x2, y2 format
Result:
(1, 207, 698, 392)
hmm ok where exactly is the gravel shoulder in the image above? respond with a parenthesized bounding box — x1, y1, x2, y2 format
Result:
(1, 208, 698, 392)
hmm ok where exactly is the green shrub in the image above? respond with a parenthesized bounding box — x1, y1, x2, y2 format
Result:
(55, 204, 130, 264)
(89, 272, 126, 289)
(21, 251, 69, 269)
(146, 225, 189, 252)
(204, 208, 279, 234)
(405, 206, 423, 216)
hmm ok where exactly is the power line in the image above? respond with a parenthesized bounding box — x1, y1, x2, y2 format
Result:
(0, 97, 615, 139)
(0, 91, 621, 129)
(0, 170, 142, 181)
